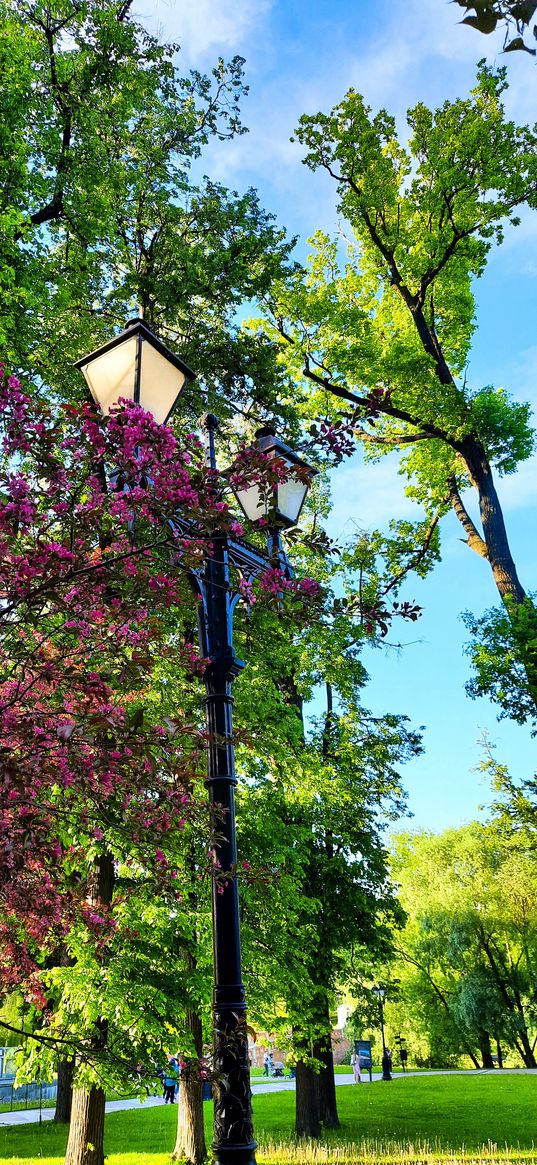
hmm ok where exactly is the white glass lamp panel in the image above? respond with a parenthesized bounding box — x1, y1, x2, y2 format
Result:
(139, 341, 188, 424)
(80, 336, 138, 415)
(234, 482, 269, 523)
(276, 471, 308, 524)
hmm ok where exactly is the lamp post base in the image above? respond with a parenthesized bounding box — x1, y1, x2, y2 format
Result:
(211, 986, 256, 1164)
(211, 1142, 258, 1165)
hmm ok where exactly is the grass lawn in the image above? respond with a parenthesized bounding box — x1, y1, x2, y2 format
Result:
(0, 1074, 535, 1165)
(251, 1065, 356, 1083)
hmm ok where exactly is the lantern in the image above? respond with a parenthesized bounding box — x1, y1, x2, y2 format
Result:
(75, 319, 195, 424)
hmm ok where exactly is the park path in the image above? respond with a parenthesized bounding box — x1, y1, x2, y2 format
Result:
(1, 1068, 536, 1128)
(0, 1072, 357, 1126)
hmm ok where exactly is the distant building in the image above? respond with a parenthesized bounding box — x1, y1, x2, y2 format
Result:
(336, 1004, 351, 1030)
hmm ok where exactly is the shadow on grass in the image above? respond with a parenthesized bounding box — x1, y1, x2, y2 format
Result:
(0, 1076, 535, 1164)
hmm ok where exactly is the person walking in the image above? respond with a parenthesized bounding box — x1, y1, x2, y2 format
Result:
(163, 1055, 179, 1103)
(351, 1051, 361, 1083)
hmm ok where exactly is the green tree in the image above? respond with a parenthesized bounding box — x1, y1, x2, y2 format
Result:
(251, 66, 537, 721)
(231, 520, 421, 1137)
(0, 2, 295, 1159)
(391, 824, 537, 1068)
(0, 0, 292, 414)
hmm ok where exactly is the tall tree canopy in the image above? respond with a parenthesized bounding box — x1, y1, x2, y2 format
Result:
(251, 65, 537, 723)
(231, 516, 422, 1137)
(0, 2, 447, 1158)
(0, 0, 293, 415)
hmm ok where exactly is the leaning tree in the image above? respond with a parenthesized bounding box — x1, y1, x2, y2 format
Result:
(251, 65, 537, 724)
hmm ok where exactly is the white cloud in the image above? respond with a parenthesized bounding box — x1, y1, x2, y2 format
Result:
(327, 455, 420, 538)
(134, 0, 272, 61)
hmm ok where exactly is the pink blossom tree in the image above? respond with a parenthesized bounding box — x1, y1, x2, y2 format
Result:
(0, 367, 243, 1162)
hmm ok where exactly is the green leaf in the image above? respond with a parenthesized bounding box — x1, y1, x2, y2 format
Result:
(461, 12, 498, 30)
(503, 33, 536, 49)
(510, 2, 536, 21)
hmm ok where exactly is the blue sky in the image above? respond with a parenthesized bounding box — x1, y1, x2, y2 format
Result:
(136, 0, 537, 831)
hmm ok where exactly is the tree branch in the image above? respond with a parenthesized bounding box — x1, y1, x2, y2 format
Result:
(355, 429, 430, 446)
(447, 476, 488, 558)
(299, 353, 452, 444)
(381, 510, 441, 597)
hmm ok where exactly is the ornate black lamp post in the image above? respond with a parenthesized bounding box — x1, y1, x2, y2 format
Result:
(76, 320, 316, 1165)
(372, 985, 391, 1081)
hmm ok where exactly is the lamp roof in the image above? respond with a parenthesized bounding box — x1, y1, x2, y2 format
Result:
(74, 319, 196, 384)
(254, 426, 318, 476)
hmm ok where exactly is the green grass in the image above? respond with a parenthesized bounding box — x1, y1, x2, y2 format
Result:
(0, 1104, 43, 1116)
(0, 1090, 140, 1115)
(253, 1076, 537, 1148)
(0, 1074, 535, 1164)
(251, 1065, 354, 1082)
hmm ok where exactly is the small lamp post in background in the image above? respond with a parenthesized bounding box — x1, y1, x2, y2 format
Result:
(372, 986, 392, 1081)
(76, 319, 316, 1165)
(395, 1034, 407, 1072)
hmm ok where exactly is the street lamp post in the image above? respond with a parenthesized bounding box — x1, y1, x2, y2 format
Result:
(372, 986, 391, 1081)
(76, 321, 316, 1165)
(395, 1035, 407, 1072)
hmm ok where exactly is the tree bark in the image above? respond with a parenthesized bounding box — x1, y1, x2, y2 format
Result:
(172, 1007, 206, 1164)
(54, 1057, 74, 1123)
(295, 1058, 320, 1139)
(315, 997, 339, 1128)
(460, 438, 527, 606)
(65, 1086, 106, 1165)
(65, 853, 115, 1165)
(514, 1023, 537, 1068)
(478, 1031, 495, 1070)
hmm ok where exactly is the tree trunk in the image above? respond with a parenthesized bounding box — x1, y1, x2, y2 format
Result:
(315, 997, 339, 1128)
(461, 438, 527, 607)
(54, 1057, 74, 1123)
(478, 1031, 495, 1070)
(316, 1046, 339, 1127)
(480, 931, 537, 1068)
(452, 439, 537, 712)
(65, 853, 115, 1165)
(516, 1025, 537, 1068)
(65, 1086, 106, 1165)
(295, 1058, 320, 1138)
(172, 1008, 206, 1164)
